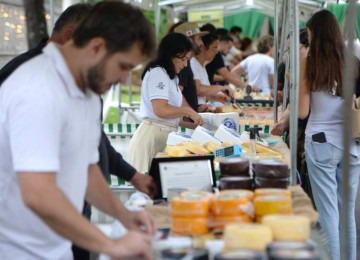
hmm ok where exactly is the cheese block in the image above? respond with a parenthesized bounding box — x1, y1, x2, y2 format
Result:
(183, 141, 210, 155)
(211, 190, 252, 217)
(219, 157, 250, 177)
(252, 159, 288, 179)
(254, 195, 292, 217)
(224, 224, 273, 251)
(204, 141, 222, 153)
(262, 215, 310, 241)
(211, 215, 253, 229)
(171, 192, 212, 217)
(241, 142, 281, 157)
(254, 188, 291, 198)
(166, 145, 191, 157)
(171, 217, 209, 235)
(220, 177, 253, 190)
(254, 177, 289, 189)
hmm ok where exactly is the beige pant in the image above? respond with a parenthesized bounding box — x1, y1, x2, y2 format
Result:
(127, 119, 178, 173)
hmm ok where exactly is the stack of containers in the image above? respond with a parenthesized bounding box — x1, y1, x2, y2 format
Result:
(219, 158, 253, 190)
(170, 191, 212, 236)
(253, 188, 292, 223)
(210, 190, 254, 229)
(252, 159, 289, 189)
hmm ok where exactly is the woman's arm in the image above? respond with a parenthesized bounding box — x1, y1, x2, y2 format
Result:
(298, 58, 311, 119)
(151, 98, 203, 126)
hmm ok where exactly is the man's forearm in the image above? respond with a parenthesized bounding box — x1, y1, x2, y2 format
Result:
(85, 164, 128, 220)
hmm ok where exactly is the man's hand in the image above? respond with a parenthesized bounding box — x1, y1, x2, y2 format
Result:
(119, 209, 156, 236)
(271, 122, 285, 136)
(130, 173, 157, 199)
(251, 86, 262, 93)
(107, 231, 153, 260)
(198, 104, 213, 112)
(221, 86, 235, 98)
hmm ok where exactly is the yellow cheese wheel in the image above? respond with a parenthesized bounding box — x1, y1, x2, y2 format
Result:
(171, 217, 209, 235)
(211, 190, 251, 217)
(254, 188, 291, 198)
(224, 223, 273, 251)
(166, 145, 191, 157)
(262, 215, 310, 241)
(211, 215, 253, 229)
(171, 191, 212, 217)
(254, 195, 292, 217)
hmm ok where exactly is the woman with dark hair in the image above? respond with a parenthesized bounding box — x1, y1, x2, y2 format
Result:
(299, 10, 360, 259)
(128, 33, 203, 173)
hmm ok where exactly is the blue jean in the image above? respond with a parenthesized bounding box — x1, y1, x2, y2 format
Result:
(305, 138, 360, 260)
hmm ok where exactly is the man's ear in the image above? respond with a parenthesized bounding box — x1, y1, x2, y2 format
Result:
(61, 26, 75, 44)
(86, 37, 107, 61)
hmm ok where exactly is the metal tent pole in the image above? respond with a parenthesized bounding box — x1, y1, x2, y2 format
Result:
(340, 1, 357, 259)
(288, 0, 299, 185)
(280, 0, 290, 111)
(273, 0, 279, 123)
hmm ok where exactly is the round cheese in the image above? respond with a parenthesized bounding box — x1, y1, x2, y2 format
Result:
(211, 190, 252, 217)
(254, 188, 291, 198)
(212, 215, 253, 229)
(262, 215, 310, 241)
(171, 191, 212, 218)
(224, 223, 273, 251)
(254, 195, 292, 217)
(171, 217, 209, 235)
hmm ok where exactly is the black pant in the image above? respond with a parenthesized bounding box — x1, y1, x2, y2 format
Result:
(72, 202, 91, 260)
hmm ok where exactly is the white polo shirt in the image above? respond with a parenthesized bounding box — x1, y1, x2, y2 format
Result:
(139, 67, 182, 125)
(190, 57, 210, 105)
(0, 43, 101, 259)
(240, 53, 274, 93)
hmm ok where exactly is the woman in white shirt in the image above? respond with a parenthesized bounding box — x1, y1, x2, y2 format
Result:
(128, 33, 203, 173)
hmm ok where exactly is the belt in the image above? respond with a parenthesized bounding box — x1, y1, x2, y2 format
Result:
(142, 118, 178, 131)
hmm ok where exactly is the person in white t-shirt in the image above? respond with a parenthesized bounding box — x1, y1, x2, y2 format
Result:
(190, 32, 234, 108)
(231, 35, 275, 93)
(128, 33, 203, 173)
(0, 2, 157, 259)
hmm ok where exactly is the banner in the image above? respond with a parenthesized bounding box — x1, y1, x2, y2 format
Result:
(188, 9, 224, 28)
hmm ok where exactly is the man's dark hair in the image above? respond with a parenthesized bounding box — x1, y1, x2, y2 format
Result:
(202, 33, 219, 49)
(73, 1, 155, 57)
(53, 3, 93, 33)
(230, 26, 242, 34)
(200, 23, 216, 33)
(216, 28, 229, 38)
(142, 33, 192, 80)
(219, 35, 233, 43)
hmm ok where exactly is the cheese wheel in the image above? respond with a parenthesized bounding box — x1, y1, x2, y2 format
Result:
(254, 188, 291, 198)
(262, 215, 310, 241)
(171, 217, 209, 235)
(220, 177, 253, 190)
(219, 158, 250, 177)
(212, 215, 253, 229)
(166, 145, 191, 157)
(254, 195, 292, 217)
(171, 192, 211, 218)
(211, 190, 252, 217)
(224, 224, 273, 251)
(254, 177, 289, 189)
(252, 159, 288, 179)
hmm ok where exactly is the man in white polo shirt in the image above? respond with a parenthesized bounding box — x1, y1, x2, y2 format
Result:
(0, 2, 155, 259)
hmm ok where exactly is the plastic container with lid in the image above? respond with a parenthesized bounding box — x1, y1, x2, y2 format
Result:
(254, 177, 288, 189)
(161, 247, 209, 260)
(268, 249, 321, 260)
(215, 249, 266, 260)
(220, 176, 253, 190)
(252, 159, 288, 179)
(266, 241, 316, 254)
